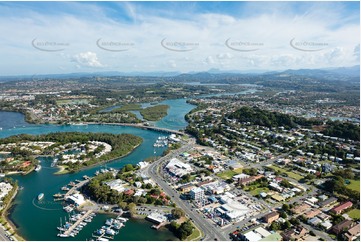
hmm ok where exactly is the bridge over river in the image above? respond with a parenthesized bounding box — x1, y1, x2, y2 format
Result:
(84, 122, 185, 136)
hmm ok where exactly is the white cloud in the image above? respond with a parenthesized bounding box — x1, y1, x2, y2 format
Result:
(168, 60, 177, 68)
(0, 2, 359, 75)
(353, 44, 360, 59)
(204, 56, 215, 65)
(71, 51, 103, 67)
(216, 53, 233, 59)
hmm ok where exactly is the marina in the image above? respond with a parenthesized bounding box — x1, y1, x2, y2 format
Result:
(153, 136, 169, 148)
(91, 216, 128, 241)
(57, 210, 95, 238)
(0, 98, 195, 241)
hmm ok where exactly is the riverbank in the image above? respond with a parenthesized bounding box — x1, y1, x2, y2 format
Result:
(5, 166, 35, 176)
(1, 185, 25, 241)
(0, 102, 192, 241)
(54, 142, 142, 175)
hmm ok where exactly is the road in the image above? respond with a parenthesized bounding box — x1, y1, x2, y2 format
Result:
(299, 221, 333, 241)
(143, 137, 326, 241)
(0, 225, 11, 241)
(84, 122, 185, 135)
(144, 139, 229, 241)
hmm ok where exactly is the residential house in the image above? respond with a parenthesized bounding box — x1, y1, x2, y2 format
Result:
(304, 209, 321, 219)
(331, 220, 354, 235)
(331, 201, 353, 215)
(343, 224, 360, 241)
(281, 226, 308, 241)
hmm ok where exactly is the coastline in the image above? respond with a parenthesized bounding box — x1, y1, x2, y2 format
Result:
(5, 166, 35, 176)
(53, 142, 142, 175)
(1, 186, 25, 241)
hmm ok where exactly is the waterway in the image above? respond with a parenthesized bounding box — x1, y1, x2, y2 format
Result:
(98, 98, 195, 129)
(0, 99, 196, 241)
(0, 91, 250, 240)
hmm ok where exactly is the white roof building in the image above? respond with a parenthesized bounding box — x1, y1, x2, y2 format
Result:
(104, 179, 126, 193)
(219, 194, 249, 221)
(146, 212, 167, 224)
(66, 193, 85, 206)
(254, 227, 271, 238)
(0, 182, 13, 200)
(137, 161, 149, 169)
(165, 158, 193, 177)
(243, 231, 262, 241)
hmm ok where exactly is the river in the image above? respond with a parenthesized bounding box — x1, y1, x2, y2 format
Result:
(0, 92, 252, 240)
(0, 98, 196, 241)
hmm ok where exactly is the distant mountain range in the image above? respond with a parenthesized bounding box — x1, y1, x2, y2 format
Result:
(276, 65, 360, 78)
(0, 65, 359, 81)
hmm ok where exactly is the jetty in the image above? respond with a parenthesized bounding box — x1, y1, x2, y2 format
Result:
(64, 179, 89, 197)
(63, 210, 93, 236)
(151, 221, 167, 230)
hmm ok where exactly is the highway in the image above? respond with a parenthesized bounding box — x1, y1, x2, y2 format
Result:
(143, 137, 322, 241)
(144, 139, 229, 241)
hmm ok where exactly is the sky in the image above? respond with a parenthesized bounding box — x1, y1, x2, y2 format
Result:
(0, 1, 359, 75)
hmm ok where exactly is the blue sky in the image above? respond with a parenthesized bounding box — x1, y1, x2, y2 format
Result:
(0, 1, 359, 75)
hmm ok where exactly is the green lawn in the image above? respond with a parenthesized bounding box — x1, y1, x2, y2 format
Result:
(346, 179, 360, 192)
(187, 222, 202, 241)
(217, 170, 236, 180)
(268, 165, 303, 180)
(217, 168, 243, 180)
(249, 187, 269, 196)
(347, 209, 360, 220)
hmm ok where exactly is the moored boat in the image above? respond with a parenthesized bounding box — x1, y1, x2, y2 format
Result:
(35, 165, 42, 172)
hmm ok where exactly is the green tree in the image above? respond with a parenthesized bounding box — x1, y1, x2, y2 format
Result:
(177, 220, 194, 240)
(118, 201, 128, 210)
(171, 208, 185, 219)
(282, 203, 290, 212)
(127, 202, 137, 217)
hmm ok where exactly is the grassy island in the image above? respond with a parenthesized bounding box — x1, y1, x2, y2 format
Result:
(0, 132, 142, 173)
(140, 105, 169, 121)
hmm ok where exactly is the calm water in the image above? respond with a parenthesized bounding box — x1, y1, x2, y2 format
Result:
(0, 94, 250, 240)
(0, 111, 35, 130)
(98, 99, 195, 129)
(0, 98, 196, 241)
(3, 124, 178, 241)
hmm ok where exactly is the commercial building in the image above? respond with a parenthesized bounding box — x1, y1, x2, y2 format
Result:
(66, 193, 85, 206)
(189, 187, 205, 201)
(165, 158, 193, 177)
(263, 211, 279, 224)
(146, 212, 167, 225)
